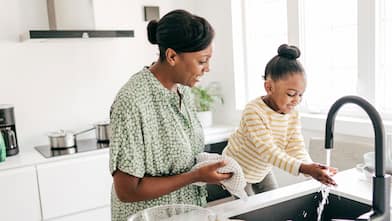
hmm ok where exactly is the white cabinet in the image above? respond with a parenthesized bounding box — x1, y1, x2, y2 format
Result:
(50, 206, 110, 221)
(0, 166, 41, 221)
(37, 154, 112, 220)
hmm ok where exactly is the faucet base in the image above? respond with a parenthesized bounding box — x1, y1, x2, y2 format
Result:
(356, 175, 391, 221)
(372, 175, 391, 220)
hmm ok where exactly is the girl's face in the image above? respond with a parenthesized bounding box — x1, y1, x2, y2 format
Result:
(264, 73, 306, 114)
(173, 44, 212, 87)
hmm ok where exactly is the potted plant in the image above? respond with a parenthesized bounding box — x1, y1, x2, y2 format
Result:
(192, 82, 224, 128)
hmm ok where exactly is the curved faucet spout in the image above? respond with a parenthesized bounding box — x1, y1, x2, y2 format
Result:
(325, 96, 385, 176)
(324, 95, 390, 221)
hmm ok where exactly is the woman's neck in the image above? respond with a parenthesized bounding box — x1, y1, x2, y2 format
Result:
(149, 62, 177, 92)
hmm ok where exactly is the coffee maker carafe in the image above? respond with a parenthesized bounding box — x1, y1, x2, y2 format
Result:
(0, 105, 19, 156)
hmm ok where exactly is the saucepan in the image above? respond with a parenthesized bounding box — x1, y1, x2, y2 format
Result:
(94, 121, 111, 142)
(48, 128, 95, 149)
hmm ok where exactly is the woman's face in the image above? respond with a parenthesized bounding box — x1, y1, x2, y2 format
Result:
(174, 44, 212, 87)
(265, 73, 306, 114)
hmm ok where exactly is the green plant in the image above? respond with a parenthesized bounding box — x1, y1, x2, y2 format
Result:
(192, 83, 224, 112)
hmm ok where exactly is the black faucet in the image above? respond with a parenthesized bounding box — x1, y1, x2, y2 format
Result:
(325, 95, 391, 221)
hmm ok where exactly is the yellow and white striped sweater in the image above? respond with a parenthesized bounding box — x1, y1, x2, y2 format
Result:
(223, 97, 312, 183)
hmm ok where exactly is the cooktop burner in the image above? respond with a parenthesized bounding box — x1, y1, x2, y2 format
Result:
(35, 139, 109, 158)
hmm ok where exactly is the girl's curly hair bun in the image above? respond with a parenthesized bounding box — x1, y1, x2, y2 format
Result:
(278, 44, 300, 59)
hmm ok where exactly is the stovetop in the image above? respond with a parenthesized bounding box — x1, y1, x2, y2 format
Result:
(35, 138, 109, 158)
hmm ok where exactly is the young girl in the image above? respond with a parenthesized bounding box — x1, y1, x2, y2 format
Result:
(223, 44, 337, 195)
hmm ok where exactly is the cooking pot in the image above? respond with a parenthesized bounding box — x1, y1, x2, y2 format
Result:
(94, 121, 111, 142)
(48, 128, 94, 149)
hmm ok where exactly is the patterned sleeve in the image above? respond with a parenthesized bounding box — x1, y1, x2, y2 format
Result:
(243, 104, 303, 176)
(285, 111, 313, 163)
(109, 99, 145, 178)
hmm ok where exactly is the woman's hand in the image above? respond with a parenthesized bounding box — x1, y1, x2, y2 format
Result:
(194, 161, 233, 184)
(300, 163, 337, 186)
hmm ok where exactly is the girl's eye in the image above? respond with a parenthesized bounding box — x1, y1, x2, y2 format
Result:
(287, 93, 296, 97)
(199, 61, 207, 64)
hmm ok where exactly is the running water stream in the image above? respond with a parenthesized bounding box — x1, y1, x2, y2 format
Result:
(316, 149, 332, 221)
(326, 149, 331, 168)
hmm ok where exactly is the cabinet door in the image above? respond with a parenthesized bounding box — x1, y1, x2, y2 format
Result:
(0, 166, 41, 221)
(51, 206, 110, 221)
(37, 154, 112, 220)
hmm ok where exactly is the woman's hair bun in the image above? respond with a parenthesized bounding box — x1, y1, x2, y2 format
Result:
(147, 20, 159, 44)
(277, 44, 301, 59)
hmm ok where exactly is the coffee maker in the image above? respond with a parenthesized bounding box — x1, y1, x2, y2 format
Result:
(0, 105, 19, 156)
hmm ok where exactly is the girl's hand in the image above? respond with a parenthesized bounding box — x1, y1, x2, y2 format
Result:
(300, 163, 337, 186)
(327, 165, 338, 176)
(194, 161, 233, 184)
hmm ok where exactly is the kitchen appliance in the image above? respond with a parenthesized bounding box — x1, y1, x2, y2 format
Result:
(21, 0, 134, 40)
(36, 120, 110, 158)
(0, 132, 6, 162)
(47, 121, 110, 149)
(0, 104, 19, 156)
(35, 138, 109, 158)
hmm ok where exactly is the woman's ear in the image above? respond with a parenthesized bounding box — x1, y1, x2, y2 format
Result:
(264, 80, 272, 94)
(165, 48, 177, 66)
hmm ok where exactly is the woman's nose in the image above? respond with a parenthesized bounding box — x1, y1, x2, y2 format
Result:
(204, 63, 210, 72)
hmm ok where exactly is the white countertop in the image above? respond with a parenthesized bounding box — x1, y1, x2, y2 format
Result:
(209, 168, 379, 219)
(0, 124, 236, 171)
(0, 147, 110, 171)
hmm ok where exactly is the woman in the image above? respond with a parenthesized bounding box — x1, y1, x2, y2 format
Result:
(109, 9, 231, 221)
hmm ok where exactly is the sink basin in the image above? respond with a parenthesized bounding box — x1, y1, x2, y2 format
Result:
(230, 192, 371, 221)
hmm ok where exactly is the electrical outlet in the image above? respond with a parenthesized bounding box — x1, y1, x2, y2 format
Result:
(144, 6, 160, 21)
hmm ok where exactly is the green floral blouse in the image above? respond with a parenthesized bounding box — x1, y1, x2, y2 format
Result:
(109, 67, 207, 221)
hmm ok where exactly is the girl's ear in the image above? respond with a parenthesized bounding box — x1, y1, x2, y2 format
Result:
(264, 80, 273, 94)
(165, 48, 177, 66)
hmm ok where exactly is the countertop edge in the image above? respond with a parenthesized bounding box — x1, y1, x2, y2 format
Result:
(0, 125, 236, 171)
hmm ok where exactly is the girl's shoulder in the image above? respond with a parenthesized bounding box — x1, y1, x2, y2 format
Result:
(244, 97, 269, 113)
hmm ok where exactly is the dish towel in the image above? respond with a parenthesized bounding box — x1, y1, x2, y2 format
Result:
(192, 152, 247, 200)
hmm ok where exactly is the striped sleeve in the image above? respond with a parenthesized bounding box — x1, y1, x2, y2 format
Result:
(286, 112, 312, 163)
(242, 105, 303, 176)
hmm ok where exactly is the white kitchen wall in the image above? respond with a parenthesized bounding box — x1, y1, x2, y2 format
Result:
(193, 0, 243, 126)
(0, 0, 377, 178)
(0, 0, 195, 151)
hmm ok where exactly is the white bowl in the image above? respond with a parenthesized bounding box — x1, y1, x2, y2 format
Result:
(363, 151, 392, 174)
(127, 204, 216, 221)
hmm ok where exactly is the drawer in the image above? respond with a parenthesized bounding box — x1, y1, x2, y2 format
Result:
(37, 154, 112, 219)
(0, 166, 41, 220)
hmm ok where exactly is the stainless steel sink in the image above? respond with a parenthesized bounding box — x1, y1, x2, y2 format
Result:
(230, 192, 371, 221)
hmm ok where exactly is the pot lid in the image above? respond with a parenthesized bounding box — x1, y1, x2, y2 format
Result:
(94, 120, 110, 126)
(48, 130, 73, 137)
